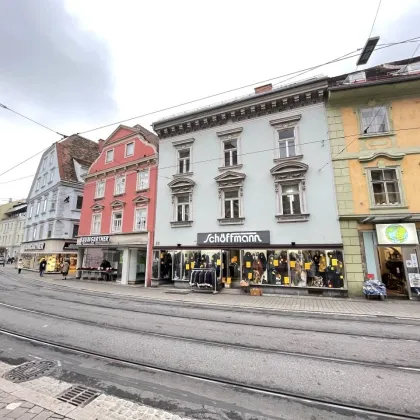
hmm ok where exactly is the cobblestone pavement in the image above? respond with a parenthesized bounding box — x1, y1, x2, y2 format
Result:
(0, 362, 190, 420)
(5, 266, 420, 319)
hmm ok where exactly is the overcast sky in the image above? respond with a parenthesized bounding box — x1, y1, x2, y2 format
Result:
(0, 0, 419, 202)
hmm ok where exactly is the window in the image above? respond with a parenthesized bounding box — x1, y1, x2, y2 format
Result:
(111, 211, 123, 233)
(137, 169, 149, 190)
(72, 224, 79, 238)
(95, 180, 105, 198)
(76, 196, 83, 210)
(271, 161, 309, 222)
(50, 195, 56, 211)
(176, 195, 190, 222)
(178, 149, 190, 174)
(35, 178, 40, 190)
(39, 224, 44, 239)
(125, 142, 134, 157)
(42, 158, 47, 170)
(33, 226, 37, 240)
(370, 169, 401, 206)
(49, 153, 54, 165)
(35, 201, 40, 215)
(114, 175, 126, 195)
(105, 149, 114, 163)
(360, 106, 389, 134)
(134, 208, 147, 231)
(91, 214, 101, 234)
(345, 71, 366, 83)
(42, 197, 47, 213)
(223, 140, 238, 167)
(278, 128, 296, 159)
(47, 223, 53, 238)
(49, 171, 54, 183)
(42, 174, 47, 187)
(223, 190, 240, 219)
(280, 183, 302, 215)
(25, 229, 30, 242)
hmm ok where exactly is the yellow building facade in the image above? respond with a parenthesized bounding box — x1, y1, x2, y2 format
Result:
(327, 61, 420, 298)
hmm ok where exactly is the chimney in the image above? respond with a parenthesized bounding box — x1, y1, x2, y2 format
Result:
(98, 139, 105, 152)
(254, 83, 273, 94)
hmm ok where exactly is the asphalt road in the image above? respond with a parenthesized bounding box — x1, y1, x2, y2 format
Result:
(0, 271, 419, 420)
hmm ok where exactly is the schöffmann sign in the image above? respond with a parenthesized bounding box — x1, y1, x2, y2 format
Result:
(197, 231, 270, 245)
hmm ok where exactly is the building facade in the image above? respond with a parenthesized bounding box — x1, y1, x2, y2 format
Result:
(0, 200, 26, 259)
(77, 125, 158, 286)
(20, 135, 100, 273)
(327, 57, 420, 298)
(152, 80, 345, 294)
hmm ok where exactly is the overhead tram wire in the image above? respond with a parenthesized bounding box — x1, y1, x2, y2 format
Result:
(1, 36, 419, 179)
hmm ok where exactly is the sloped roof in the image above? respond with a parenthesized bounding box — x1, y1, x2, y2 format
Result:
(56, 135, 100, 183)
(104, 124, 159, 149)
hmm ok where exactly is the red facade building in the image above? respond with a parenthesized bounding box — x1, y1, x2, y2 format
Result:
(77, 124, 158, 286)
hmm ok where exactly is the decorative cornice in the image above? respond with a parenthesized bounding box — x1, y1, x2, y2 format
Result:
(216, 127, 243, 137)
(91, 203, 104, 211)
(155, 89, 325, 139)
(214, 170, 246, 183)
(358, 151, 406, 162)
(133, 195, 150, 206)
(168, 177, 196, 194)
(270, 114, 301, 127)
(110, 199, 126, 208)
(172, 138, 195, 148)
(270, 161, 308, 182)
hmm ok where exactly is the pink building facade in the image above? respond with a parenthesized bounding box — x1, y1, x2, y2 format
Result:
(77, 125, 158, 286)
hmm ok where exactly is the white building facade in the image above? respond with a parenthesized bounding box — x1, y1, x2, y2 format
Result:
(20, 135, 99, 273)
(152, 80, 346, 295)
(0, 201, 27, 259)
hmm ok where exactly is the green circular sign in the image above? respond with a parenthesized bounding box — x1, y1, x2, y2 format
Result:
(385, 224, 408, 244)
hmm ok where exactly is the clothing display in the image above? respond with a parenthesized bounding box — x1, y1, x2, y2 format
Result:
(160, 251, 172, 279)
(189, 268, 221, 292)
(242, 250, 267, 284)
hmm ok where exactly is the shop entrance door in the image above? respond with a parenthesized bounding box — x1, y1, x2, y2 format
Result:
(377, 246, 408, 298)
(401, 247, 420, 299)
(221, 249, 241, 287)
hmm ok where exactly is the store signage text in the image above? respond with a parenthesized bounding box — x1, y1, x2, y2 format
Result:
(24, 242, 45, 251)
(376, 223, 419, 245)
(63, 242, 78, 251)
(197, 231, 270, 245)
(80, 236, 110, 245)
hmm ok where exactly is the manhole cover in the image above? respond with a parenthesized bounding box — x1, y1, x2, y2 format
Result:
(3, 360, 57, 383)
(57, 385, 100, 407)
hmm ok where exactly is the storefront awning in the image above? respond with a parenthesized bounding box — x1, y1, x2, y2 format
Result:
(339, 214, 420, 224)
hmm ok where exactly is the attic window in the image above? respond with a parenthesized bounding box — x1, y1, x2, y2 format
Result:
(344, 71, 366, 84)
(406, 62, 420, 74)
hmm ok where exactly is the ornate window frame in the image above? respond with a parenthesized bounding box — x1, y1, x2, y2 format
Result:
(214, 170, 246, 225)
(172, 138, 194, 178)
(270, 114, 302, 163)
(270, 161, 309, 222)
(216, 127, 243, 171)
(167, 177, 195, 227)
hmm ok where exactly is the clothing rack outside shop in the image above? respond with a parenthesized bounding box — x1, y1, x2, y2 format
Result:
(189, 268, 221, 293)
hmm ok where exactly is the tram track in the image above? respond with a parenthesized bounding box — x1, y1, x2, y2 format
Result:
(0, 300, 419, 372)
(2, 271, 420, 342)
(0, 327, 418, 420)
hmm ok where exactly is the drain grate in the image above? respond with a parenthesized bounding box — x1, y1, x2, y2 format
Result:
(3, 360, 57, 383)
(57, 385, 100, 407)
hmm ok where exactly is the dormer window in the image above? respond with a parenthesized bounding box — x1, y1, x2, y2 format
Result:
(105, 149, 114, 163)
(344, 71, 366, 84)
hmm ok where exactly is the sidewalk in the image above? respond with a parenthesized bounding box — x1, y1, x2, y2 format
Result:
(4, 266, 420, 320)
(0, 362, 188, 420)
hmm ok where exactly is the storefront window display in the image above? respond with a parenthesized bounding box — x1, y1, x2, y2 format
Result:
(242, 250, 268, 284)
(152, 250, 160, 278)
(160, 250, 173, 280)
(267, 250, 289, 285)
(21, 253, 77, 272)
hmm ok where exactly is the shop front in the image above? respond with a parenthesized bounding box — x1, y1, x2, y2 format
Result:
(77, 233, 149, 285)
(20, 240, 78, 273)
(362, 223, 420, 299)
(153, 231, 346, 295)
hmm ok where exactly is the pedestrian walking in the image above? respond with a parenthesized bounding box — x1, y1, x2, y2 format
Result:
(61, 259, 70, 280)
(17, 258, 23, 274)
(39, 258, 47, 277)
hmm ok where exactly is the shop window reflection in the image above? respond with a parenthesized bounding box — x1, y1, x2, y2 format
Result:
(159, 250, 173, 280)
